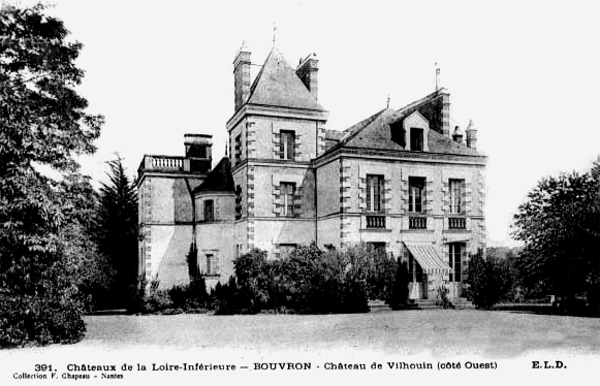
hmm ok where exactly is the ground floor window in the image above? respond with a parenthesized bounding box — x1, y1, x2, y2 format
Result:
(448, 243, 463, 282)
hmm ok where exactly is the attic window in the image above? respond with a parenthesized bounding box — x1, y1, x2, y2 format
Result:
(410, 128, 424, 151)
(390, 122, 405, 147)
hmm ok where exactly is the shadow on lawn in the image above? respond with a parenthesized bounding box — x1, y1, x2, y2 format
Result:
(493, 304, 600, 318)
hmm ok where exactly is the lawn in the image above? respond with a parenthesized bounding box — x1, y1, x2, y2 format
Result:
(79, 309, 600, 357)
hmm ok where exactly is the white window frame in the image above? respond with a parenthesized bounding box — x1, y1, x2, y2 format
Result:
(280, 182, 295, 217)
(449, 179, 464, 214)
(366, 174, 384, 213)
(279, 130, 295, 161)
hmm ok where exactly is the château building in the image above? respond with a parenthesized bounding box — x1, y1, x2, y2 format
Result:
(137, 43, 487, 300)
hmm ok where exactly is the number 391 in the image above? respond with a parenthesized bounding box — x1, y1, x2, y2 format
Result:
(34, 364, 53, 372)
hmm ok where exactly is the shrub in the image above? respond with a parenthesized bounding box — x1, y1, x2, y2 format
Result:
(387, 260, 409, 310)
(465, 250, 502, 309)
(212, 244, 382, 315)
(435, 286, 454, 309)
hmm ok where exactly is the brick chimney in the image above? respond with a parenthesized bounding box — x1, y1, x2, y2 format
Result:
(296, 53, 318, 100)
(440, 91, 451, 138)
(466, 120, 477, 150)
(233, 42, 251, 112)
(452, 126, 464, 143)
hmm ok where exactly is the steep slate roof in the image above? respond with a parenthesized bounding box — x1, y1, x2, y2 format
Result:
(246, 48, 325, 111)
(194, 157, 234, 193)
(330, 91, 482, 157)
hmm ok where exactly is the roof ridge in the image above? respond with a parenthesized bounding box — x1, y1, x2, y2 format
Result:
(396, 88, 448, 116)
(248, 47, 276, 98)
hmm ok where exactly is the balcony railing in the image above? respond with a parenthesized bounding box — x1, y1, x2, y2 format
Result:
(140, 155, 185, 171)
(409, 216, 427, 229)
(366, 215, 386, 229)
(448, 217, 466, 230)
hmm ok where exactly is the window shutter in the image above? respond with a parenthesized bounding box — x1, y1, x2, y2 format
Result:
(383, 177, 392, 213)
(215, 254, 221, 275)
(442, 180, 449, 214)
(464, 181, 472, 215)
(293, 133, 301, 160)
(424, 177, 434, 214)
(400, 174, 409, 213)
(293, 186, 303, 216)
(272, 125, 280, 159)
(359, 177, 367, 212)
(272, 184, 281, 216)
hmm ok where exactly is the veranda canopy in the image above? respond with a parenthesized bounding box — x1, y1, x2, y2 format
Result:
(403, 242, 451, 275)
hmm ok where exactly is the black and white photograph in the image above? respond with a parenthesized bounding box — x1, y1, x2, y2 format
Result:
(1, 0, 599, 384)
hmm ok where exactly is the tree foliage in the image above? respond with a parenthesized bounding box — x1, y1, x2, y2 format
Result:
(0, 4, 103, 347)
(96, 156, 138, 308)
(512, 159, 600, 304)
(212, 243, 401, 315)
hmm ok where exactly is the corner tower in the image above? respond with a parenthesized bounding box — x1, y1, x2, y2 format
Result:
(226, 44, 329, 258)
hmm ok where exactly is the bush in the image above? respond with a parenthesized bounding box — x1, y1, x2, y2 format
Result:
(435, 286, 454, 309)
(387, 260, 409, 310)
(465, 250, 502, 309)
(209, 243, 396, 315)
(0, 290, 86, 348)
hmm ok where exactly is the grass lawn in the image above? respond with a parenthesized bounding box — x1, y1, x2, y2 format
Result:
(80, 309, 600, 357)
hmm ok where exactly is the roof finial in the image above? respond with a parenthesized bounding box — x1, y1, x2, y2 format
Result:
(386, 94, 391, 108)
(272, 23, 277, 46)
(435, 62, 441, 91)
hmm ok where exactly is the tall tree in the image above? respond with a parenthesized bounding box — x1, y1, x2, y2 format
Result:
(97, 156, 138, 308)
(0, 4, 103, 346)
(512, 159, 600, 309)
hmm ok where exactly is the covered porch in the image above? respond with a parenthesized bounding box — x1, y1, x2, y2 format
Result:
(404, 242, 452, 300)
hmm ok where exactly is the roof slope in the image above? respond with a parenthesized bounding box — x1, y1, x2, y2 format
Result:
(194, 157, 234, 193)
(330, 91, 483, 157)
(246, 48, 325, 111)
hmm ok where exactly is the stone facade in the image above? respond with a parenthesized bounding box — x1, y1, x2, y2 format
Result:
(137, 44, 487, 299)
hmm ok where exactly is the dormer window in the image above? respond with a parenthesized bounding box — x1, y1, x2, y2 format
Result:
(410, 128, 424, 151)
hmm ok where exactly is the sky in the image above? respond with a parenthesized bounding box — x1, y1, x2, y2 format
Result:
(14, 0, 599, 247)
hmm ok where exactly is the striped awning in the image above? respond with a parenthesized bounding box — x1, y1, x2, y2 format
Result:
(404, 242, 451, 274)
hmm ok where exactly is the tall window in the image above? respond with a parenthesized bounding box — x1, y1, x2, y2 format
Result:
(449, 179, 464, 214)
(410, 128, 424, 151)
(206, 253, 215, 275)
(408, 177, 425, 213)
(234, 134, 242, 165)
(280, 182, 295, 217)
(204, 199, 214, 222)
(235, 185, 242, 220)
(366, 174, 384, 212)
(280, 130, 295, 160)
(448, 243, 463, 282)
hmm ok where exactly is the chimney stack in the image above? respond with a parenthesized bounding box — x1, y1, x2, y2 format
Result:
(233, 42, 251, 112)
(440, 91, 451, 138)
(296, 53, 319, 100)
(452, 126, 464, 143)
(466, 120, 477, 150)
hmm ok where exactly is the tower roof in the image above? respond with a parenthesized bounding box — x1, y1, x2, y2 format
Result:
(194, 157, 234, 193)
(246, 48, 325, 111)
